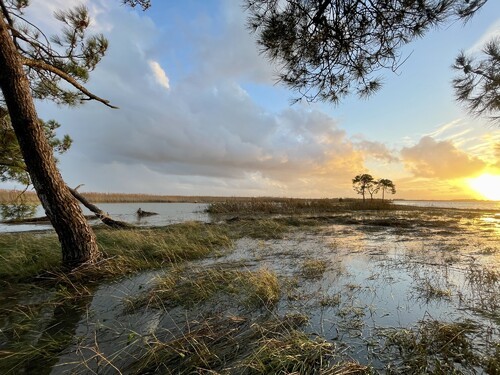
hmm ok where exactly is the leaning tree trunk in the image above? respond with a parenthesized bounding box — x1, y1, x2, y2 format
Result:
(0, 16, 100, 268)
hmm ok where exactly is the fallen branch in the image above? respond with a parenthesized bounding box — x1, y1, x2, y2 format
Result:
(69, 187, 133, 229)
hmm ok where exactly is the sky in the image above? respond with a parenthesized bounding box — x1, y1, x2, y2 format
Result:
(2, 0, 500, 200)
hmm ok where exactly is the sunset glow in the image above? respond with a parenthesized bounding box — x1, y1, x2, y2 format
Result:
(468, 174, 500, 201)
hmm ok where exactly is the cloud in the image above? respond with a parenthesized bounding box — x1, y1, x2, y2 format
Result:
(467, 19, 500, 54)
(192, 0, 277, 84)
(148, 60, 170, 90)
(424, 119, 462, 139)
(400, 136, 486, 179)
(26, 1, 369, 198)
(494, 142, 500, 168)
(353, 140, 399, 163)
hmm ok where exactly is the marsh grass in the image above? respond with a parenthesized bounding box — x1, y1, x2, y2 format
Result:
(226, 218, 290, 239)
(0, 189, 260, 204)
(131, 267, 281, 310)
(0, 190, 39, 205)
(380, 319, 480, 374)
(0, 222, 233, 373)
(129, 314, 370, 375)
(416, 279, 452, 300)
(0, 222, 231, 283)
(0, 233, 61, 282)
(207, 198, 397, 215)
(464, 266, 500, 320)
(1, 202, 498, 374)
(302, 259, 329, 279)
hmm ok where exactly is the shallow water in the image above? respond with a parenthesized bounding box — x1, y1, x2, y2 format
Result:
(1, 209, 498, 373)
(0, 202, 210, 233)
(394, 199, 500, 210)
(45, 213, 500, 373)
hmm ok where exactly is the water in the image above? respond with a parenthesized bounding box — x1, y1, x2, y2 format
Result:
(49, 213, 500, 373)
(394, 199, 500, 210)
(1, 208, 498, 373)
(2, 200, 499, 233)
(0, 202, 210, 233)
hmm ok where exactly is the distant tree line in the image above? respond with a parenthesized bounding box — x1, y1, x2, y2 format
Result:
(352, 174, 396, 202)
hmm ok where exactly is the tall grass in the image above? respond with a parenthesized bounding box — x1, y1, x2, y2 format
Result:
(0, 190, 39, 204)
(0, 222, 232, 283)
(207, 198, 396, 214)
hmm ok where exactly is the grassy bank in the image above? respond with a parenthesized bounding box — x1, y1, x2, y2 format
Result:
(0, 222, 232, 283)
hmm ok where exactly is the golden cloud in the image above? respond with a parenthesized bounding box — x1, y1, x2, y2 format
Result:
(401, 136, 486, 179)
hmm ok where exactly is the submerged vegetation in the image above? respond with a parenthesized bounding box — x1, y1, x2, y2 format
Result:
(129, 267, 281, 310)
(0, 200, 499, 373)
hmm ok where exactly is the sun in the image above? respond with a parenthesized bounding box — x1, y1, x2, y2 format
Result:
(467, 174, 500, 201)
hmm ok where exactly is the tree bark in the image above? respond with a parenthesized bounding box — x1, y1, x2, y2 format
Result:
(0, 15, 100, 268)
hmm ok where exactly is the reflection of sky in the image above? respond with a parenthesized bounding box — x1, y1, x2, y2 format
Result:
(11, 207, 496, 372)
(395, 200, 500, 210)
(278, 224, 498, 368)
(0, 203, 210, 233)
(480, 215, 500, 236)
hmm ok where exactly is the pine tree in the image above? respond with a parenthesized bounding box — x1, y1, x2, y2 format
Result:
(246, 0, 489, 108)
(453, 37, 500, 122)
(377, 179, 396, 201)
(352, 174, 374, 202)
(0, 0, 148, 268)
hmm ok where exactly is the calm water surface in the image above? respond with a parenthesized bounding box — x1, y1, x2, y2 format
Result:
(0, 202, 210, 233)
(1, 200, 498, 233)
(394, 199, 500, 210)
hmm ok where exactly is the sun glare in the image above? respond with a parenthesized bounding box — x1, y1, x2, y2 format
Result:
(468, 174, 500, 201)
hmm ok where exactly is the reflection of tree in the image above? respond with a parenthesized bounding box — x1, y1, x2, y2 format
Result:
(2, 287, 94, 372)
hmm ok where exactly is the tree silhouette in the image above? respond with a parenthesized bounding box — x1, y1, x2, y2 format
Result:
(453, 37, 500, 122)
(378, 179, 396, 201)
(352, 174, 374, 202)
(367, 182, 380, 201)
(246, 0, 488, 107)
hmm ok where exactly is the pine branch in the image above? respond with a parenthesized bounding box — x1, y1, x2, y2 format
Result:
(21, 57, 118, 109)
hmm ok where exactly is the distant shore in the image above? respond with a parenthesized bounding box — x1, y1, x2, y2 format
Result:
(1, 189, 496, 205)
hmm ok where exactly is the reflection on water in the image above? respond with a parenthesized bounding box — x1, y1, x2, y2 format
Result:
(0, 203, 210, 233)
(394, 199, 500, 210)
(1, 204, 499, 373)
(44, 213, 500, 372)
(480, 214, 500, 235)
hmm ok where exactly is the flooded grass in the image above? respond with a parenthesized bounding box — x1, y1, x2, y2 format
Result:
(379, 319, 481, 373)
(129, 267, 280, 310)
(302, 259, 329, 279)
(0, 206, 499, 373)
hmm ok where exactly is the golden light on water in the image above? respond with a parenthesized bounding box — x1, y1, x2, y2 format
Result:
(468, 174, 500, 201)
